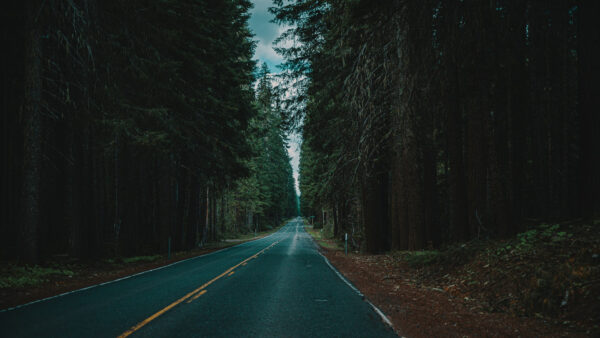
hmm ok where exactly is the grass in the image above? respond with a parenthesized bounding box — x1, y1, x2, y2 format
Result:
(397, 250, 442, 267)
(387, 219, 600, 322)
(122, 255, 162, 264)
(224, 231, 265, 241)
(305, 223, 342, 250)
(221, 221, 287, 242)
(0, 219, 295, 290)
(0, 265, 74, 288)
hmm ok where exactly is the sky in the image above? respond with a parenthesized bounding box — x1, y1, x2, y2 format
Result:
(248, 0, 301, 196)
(248, 0, 285, 71)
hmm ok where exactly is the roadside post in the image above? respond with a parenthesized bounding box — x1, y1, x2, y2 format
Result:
(345, 233, 348, 256)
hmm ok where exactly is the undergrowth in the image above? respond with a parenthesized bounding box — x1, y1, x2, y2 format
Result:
(0, 265, 74, 288)
(122, 255, 162, 264)
(394, 220, 599, 334)
(306, 225, 341, 250)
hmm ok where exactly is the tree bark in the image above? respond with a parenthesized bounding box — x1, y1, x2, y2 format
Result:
(361, 169, 389, 253)
(578, 0, 600, 219)
(21, 0, 43, 263)
(446, 65, 468, 241)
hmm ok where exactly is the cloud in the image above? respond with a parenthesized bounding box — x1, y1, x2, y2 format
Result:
(254, 43, 282, 67)
(249, 0, 284, 71)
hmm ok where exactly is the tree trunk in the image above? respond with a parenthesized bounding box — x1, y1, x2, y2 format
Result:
(507, 1, 528, 233)
(21, 0, 43, 263)
(247, 209, 253, 231)
(205, 186, 211, 241)
(446, 65, 468, 241)
(210, 190, 218, 241)
(361, 169, 389, 253)
(578, 0, 600, 219)
(333, 202, 339, 238)
(220, 193, 225, 234)
(466, 95, 488, 239)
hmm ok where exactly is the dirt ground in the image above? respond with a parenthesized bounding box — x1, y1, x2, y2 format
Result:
(324, 249, 581, 337)
(315, 221, 599, 337)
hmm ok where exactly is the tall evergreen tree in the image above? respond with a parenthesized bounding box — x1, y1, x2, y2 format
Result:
(1, 0, 301, 262)
(274, 0, 595, 252)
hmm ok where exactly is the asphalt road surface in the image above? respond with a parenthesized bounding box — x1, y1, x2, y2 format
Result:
(0, 218, 396, 337)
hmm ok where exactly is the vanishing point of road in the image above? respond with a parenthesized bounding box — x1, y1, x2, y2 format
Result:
(0, 218, 396, 337)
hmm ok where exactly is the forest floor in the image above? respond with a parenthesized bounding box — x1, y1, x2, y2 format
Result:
(0, 224, 284, 311)
(308, 220, 599, 337)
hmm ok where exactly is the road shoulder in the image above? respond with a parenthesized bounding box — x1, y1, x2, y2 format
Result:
(0, 225, 285, 311)
(304, 223, 593, 337)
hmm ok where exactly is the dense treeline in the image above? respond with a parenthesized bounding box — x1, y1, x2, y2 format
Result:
(226, 63, 298, 233)
(272, 0, 599, 252)
(1, 0, 297, 264)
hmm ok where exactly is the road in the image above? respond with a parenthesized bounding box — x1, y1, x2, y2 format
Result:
(0, 218, 396, 337)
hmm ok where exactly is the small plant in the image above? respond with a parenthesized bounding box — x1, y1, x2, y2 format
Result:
(122, 255, 162, 264)
(404, 250, 441, 267)
(516, 229, 538, 250)
(0, 265, 74, 288)
(515, 224, 568, 252)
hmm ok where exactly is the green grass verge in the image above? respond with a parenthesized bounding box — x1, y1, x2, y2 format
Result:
(222, 220, 288, 242)
(305, 224, 342, 250)
(122, 255, 162, 264)
(0, 265, 74, 288)
(394, 250, 442, 267)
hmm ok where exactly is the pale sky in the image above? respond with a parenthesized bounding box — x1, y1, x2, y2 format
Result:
(248, 0, 301, 195)
(248, 0, 285, 71)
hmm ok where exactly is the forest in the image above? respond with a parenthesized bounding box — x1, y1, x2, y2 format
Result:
(1, 1, 599, 335)
(1, 0, 598, 269)
(271, 0, 599, 253)
(1, 0, 298, 264)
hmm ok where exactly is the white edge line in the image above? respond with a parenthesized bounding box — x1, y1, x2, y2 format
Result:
(368, 300, 394, 327)
(304, 225, 394, 330)
(319, 253, 364, 298)
(0, 227, 282, 313)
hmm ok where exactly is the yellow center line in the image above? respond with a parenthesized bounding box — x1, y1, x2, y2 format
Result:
(186, 289, 207, 303)
(117, 240, 280, 338)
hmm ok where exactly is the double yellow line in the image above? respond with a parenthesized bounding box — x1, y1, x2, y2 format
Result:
(118, 240, 280, 337)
